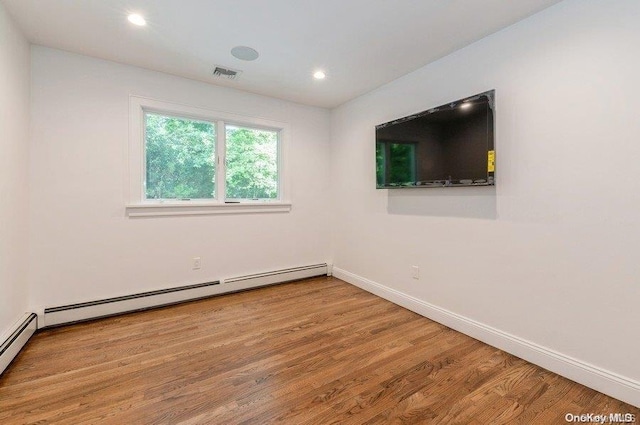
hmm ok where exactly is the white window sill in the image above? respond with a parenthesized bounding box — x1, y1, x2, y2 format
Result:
(126, 201, 292, 217)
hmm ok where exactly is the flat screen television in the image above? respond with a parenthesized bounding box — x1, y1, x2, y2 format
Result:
(376, 90, 495, 188)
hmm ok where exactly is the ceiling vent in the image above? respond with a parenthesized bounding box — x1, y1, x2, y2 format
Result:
(212, 66, 242, 80)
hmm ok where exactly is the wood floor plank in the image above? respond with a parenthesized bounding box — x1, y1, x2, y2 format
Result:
(0, 277, 637, 424)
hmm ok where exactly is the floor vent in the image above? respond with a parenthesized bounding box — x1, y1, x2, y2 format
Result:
(43, 281, 221, 328)
(0, 313, 37, 375)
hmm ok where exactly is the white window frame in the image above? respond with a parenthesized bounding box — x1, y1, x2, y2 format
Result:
(126, 96, 291, 217)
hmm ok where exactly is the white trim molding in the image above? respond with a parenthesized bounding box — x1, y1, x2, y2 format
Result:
(126, 201, 292, 217)
(332, 267, 640, 408)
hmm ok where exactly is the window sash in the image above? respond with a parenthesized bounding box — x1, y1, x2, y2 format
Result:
(143, 112, 217, 201)
(128, 96, 288, 209)
(224, 124, 280, 201)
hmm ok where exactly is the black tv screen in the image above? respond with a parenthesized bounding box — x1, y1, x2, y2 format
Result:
(376, 90, 495, 188)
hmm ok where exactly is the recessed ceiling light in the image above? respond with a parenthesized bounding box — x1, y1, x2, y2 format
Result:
(313, 70, 326, 80)
(127, 14, 146, 26)
(460, 102, 472, 109)
(231, 46, 259, 61)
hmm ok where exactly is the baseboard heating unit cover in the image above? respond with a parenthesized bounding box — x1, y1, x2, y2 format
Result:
(223, 263, 329, 290)
(43, 263, 330, 328)
(0, 313, 37, 375)
(43, 280, 221, 328)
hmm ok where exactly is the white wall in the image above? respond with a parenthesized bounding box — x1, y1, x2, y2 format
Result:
(0, 4, 30, 338)
(29, 47, 331, 309)
(331, 0, 640, 402)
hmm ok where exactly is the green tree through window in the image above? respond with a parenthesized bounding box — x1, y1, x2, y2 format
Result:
(225, 126, 278, 199)
(145, 113, 216, 199)
(144, 113, 279, 200)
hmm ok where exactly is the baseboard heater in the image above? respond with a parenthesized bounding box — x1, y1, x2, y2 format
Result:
(43, 263, 329, 328)
(223, 263, 329, 290)
(0, 313, 37, 375)
(43, 280, 221, 328)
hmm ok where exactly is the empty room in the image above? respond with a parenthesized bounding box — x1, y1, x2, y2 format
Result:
(0, 0, 639, 423)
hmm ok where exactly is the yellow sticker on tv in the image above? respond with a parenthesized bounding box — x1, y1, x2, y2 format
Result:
(488, 150, 495, 172)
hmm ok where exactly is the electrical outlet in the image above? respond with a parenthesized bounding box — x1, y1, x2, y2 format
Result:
(193, 257, 201, 270)
(411, 265, 420, 280)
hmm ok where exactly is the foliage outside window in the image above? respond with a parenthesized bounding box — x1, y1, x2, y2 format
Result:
(145, 113, 216, 199)
(143, 112, 280, 201)
(225, 125, 278, 200)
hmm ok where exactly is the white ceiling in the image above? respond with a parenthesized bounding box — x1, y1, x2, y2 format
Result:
(3, 0, 563, 108)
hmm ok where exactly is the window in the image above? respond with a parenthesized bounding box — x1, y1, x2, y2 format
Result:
(127, 97, 290, 216)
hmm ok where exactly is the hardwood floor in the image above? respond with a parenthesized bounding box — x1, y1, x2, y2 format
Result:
(0, 277, 637, 424)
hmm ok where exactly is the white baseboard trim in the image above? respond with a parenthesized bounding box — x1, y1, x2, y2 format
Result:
(332, 267, 640, 408)
(43, 263, 329, 328)
(0, 313, 38, 376)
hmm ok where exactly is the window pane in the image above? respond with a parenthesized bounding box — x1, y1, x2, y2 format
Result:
(145, 113, 216, 199)
(225, 125, 278, 199)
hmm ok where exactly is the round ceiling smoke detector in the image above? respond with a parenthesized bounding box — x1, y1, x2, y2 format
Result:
(231, 46, 259, 61)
